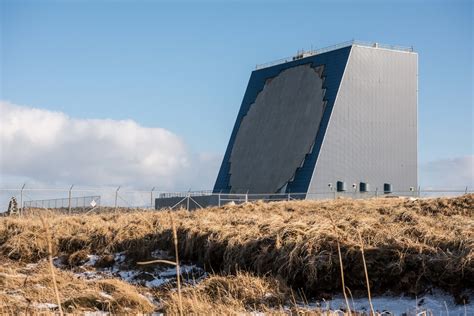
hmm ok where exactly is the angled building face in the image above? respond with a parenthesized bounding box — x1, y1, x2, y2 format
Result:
(214, 42, 418, 197)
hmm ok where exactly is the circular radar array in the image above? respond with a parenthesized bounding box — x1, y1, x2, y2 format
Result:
(229, 63, 326, 194)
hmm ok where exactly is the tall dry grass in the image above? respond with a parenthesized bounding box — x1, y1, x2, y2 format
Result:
(0, 194, 472, 313)
(160, 271, 291, 314)
(0, 259, 320, 315)
(0, 258, 156, 314)
(40, 215, 64, 315)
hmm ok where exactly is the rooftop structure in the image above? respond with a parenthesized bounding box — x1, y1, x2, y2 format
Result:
(255, 40, 414, 70)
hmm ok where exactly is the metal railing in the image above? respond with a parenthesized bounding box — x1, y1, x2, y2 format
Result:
(158, 190, 213, 199)
(217, 192, 307, 205)
(158, 188, 472, 211)
(255, 40, 414, 70)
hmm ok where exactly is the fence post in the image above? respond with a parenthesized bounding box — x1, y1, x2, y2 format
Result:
(115, 186, 121, 212)
(186, 193, 190, 211)
(20, 183, 26, 216)
(68, 185, 74, 214)
(375, 188, 378, 198)
(218, 193, 221, 207)
(245, 193, 248, 203)
(465, 186, 468, 194)
(150, 187, 155, 209)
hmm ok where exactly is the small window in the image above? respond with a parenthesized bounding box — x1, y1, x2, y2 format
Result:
(384, 183, 392, 194)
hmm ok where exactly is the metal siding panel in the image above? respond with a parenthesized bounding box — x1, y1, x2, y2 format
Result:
(307, 46, 418, 198)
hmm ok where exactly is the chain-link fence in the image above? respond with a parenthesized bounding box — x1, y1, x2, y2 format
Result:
(23, 195, 100, 210)
(0, 186, 472, 214)
(0, 187, 158, 214)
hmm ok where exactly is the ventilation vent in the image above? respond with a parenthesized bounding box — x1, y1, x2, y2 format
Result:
(337, 181, 346, 192)
(360, 182, 369, 192)
(384, 183, 392, 194)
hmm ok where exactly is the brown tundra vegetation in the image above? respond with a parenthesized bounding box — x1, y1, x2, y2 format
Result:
(0, 194, 472, 314)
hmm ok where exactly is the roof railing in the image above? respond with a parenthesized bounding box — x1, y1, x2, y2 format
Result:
(255, 40, 414, 70)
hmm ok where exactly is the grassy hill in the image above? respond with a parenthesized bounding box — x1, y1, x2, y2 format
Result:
(1, 195, 472, 314)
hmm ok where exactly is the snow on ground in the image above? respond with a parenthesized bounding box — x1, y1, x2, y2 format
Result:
(113, 264, 204, 288)
(33, 303, 59, 310)
(305, 290, 473, 316)
(52, 251, 472, 315)
(53, 250, 207, 289)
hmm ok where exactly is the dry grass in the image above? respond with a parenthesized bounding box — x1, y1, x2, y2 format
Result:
(0, 260, 319, 315)
(0, 194, 472, 313)
(0, 258, 155, 314)
(160, 271, 291, 315)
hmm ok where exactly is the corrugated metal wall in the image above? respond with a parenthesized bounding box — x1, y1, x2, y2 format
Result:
(307, 45, 418, 198)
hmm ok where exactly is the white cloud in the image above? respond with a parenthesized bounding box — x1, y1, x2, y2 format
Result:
(0, 101, 220, 191)
(420, 155, 474, 189)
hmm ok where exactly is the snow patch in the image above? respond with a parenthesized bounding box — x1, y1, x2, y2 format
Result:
(304, 290, 473, 315)
(34, 303, 58, 310)
(54, 250, 206, 289)
(99, 292, 114, 300)
(114, 252, 126, 264)
(85, 254, 100, 266)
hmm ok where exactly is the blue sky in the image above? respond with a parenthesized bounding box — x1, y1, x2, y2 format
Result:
(0, 0, 473, 189)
